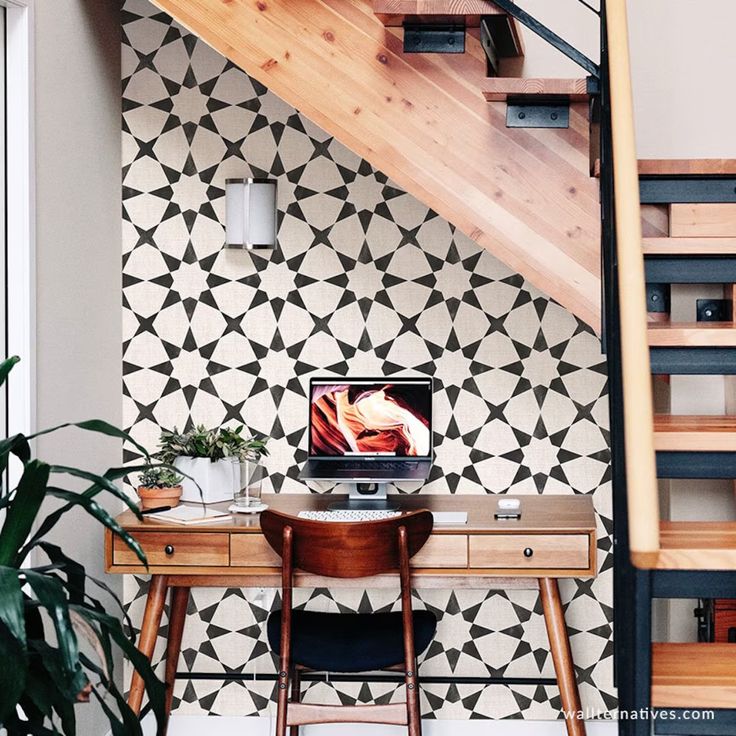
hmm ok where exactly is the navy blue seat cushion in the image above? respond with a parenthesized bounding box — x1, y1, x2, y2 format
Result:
(267, 609, 437, 673)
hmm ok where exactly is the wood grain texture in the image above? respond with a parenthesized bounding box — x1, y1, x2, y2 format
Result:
(647, 322, 736, 347)
(260, 508, 434, 577)
(632, 521, 736, 570)
(639, 159, 736, 176)
(150, 0, 601, 329)
(128, 575, 168, 715)
(653, 415, 736, 451)
(594, 158, 736, 177)
(165, 587, 189, 718)
(640, 205, 669, 238)
(481, 78, 589, 102)
(652, 643, 736, 708)
(670, 204, 736, 238)
(469, 534, 589, 570)
(112, 531, 230, 566)
(287, 702, 408, 726)
(106, 495, 597, 578)
(643, 237, 736, 255)
(539, 579, 584, 736)
(372, 0, 503, 13)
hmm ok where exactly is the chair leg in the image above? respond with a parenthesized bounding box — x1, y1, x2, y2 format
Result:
(276, 668, 289, 736)
(406, 659, 422, 736)
(289, 667, 301, 736)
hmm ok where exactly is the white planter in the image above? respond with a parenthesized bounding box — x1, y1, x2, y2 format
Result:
(174, 456, 235, 504)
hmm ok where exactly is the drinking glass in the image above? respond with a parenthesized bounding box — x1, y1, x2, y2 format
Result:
(233, 457, 264, 508)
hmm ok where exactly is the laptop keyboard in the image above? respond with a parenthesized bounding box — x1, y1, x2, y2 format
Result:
(314, 461, 418, 471)
(298, 510, 403, 522)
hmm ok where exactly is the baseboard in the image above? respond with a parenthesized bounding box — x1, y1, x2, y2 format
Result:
(137, 715, 618, 736)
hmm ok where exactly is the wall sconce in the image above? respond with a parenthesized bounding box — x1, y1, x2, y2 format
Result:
(225, 178, 278, 250)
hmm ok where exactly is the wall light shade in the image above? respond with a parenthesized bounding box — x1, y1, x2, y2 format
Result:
(225, 178, 277, 250)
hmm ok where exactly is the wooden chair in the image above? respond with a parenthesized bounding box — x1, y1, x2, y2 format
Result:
(260, 509, 437, 736)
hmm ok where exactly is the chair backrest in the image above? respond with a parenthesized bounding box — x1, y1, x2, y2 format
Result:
(260, 509, 434, 578)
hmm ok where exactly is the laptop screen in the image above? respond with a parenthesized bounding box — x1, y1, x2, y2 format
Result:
(309, 378, 432, 458)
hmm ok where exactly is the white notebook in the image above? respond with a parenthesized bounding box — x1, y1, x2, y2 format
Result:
(431, 511, 467, 524)
(146, 505, 232, 526)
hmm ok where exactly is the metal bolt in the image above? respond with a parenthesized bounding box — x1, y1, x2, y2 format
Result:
(518, 112, 526, 120)
(279, 683, 287, 690)
(551, 112, 558, 121)
(406, 671, 413, 678)
(447, 36, 455, 45)
(706, 309, 713, 317)
(279, 671, 287, 678)
(651, 294, 659, 302)
(408, 683, 415, 690)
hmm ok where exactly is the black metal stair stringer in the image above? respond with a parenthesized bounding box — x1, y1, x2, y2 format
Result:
(489, 0, 600, 77)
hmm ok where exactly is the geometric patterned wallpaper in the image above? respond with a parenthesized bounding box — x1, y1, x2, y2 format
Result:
(121, 0, 614, 720)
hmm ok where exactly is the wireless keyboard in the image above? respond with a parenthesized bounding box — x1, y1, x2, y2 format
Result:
(297, 510, 403, 522)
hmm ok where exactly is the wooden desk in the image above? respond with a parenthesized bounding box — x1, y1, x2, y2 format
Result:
(106, 493, 596, 735)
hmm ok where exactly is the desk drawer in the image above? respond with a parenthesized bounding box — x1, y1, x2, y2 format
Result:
(230, 534, 469, 569)
(469, 534, 589, 570)
(113, 531, 230, 567)
(231, 534, 282, 567)
(412, 535, 468, 568)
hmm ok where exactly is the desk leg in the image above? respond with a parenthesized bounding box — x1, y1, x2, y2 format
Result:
(539, 578, 585, 736)
(128, 574, 169, 716)
(165, 587, 190, 722)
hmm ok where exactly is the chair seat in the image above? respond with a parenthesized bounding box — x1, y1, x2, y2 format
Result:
(267, 609, 437, 673)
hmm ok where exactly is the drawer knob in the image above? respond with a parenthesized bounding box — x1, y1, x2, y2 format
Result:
(523, 547, 534, 558)
(164, 544, 175, 556)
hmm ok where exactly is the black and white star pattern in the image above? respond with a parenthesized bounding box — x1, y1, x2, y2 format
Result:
(122, 0, 615, 720)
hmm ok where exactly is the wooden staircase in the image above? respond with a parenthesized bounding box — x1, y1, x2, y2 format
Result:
(149, 0, 603, 329)
(601, 9, 736, 725)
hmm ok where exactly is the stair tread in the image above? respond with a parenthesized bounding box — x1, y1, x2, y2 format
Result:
(652, 643, 736, 708)
(481, 77, 589, 102)
(633, 521, 736, 570)
(595, 158, 736, 178)
(373, 0, 506, 13)
(643, 237, 736, 255)
(647, 322, 736, 347)
(654, 415, 736, 451)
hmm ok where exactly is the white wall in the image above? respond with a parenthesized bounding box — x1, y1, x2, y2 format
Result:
(34, 1, 122, 733)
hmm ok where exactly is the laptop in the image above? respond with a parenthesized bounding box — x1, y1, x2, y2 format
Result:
(299, 377, 433, 483)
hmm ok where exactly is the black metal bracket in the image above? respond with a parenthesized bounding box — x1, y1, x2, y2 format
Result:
(646, 283, 670, 314)
(507, 103, 569, 128)
(480, 15, 523, 75)
(488, 0, 600, 78)
(403, 23, 465, 54)
(697, 298, 732, 322)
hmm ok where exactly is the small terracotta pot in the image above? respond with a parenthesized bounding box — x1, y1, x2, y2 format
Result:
(137, 485, 183, 510)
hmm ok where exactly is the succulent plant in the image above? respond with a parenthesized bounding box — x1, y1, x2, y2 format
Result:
(157, 424, 269, 464)
(138, 466, 183, 489)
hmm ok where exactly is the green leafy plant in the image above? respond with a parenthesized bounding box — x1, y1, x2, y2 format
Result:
(157, 424, 269, 464)
(0, 356, 166, 735)
(138, 467, 183, 489)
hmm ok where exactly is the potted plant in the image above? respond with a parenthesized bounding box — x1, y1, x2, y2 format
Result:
(137, 466, 183, 510)
(0, 356, 167, 735)
(157, 425, 269, 504)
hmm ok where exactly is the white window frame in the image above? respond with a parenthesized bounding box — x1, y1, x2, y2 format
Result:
(4, 0, 34, 486)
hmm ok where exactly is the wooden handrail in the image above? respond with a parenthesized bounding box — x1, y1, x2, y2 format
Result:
(606, 0, 660, 555)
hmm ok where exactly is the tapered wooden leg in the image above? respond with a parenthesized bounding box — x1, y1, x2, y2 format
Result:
(406, 658, 422, 736)
(164, 586, 190, 725)
(128, 575, 169, 715)
(539, 578, 585, 736)
(289, 666, 301, 736)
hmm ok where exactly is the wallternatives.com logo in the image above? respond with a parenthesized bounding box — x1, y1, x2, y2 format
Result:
(562, 708, 715, 721)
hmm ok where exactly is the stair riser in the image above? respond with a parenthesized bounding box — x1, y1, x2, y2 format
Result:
(640, 177, 736, 205)
(656, 451, 736, 479)
(645, 257, 736, 283)
(650, 348, 736, 374)
(652, 570, 736, 599)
